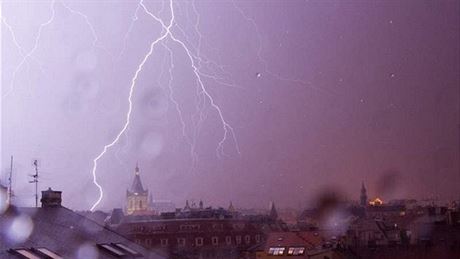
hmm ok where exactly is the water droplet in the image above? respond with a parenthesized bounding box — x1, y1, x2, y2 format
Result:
(77, 243, 99, 259)
(7, 214, 34, 243)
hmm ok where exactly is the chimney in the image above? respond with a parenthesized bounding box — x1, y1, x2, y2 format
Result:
(40, 187, 62, 208)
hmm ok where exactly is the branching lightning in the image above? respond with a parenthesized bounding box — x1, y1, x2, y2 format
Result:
(231, 1, 336, 96)
(142, 0, 240, 155)
(2, 0, 56, 98)
(89, 1, 174, 211)
(4, 0, 242, 211)
(89, 0, 241, 210)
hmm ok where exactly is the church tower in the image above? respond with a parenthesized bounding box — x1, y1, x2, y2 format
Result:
(126, 164, 149, 215)
(360, 182, 368, 206)
(269, 201, 278, 221)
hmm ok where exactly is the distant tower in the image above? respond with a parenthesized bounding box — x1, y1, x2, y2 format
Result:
(360, 182, 368, 206)
(184, 200, 191, 211)
(126, 164, 149, 215)
(269, 201, 278, 220)
(228, 201, 235, 213)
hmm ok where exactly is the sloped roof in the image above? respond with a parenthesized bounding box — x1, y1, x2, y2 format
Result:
(265, 231, 323, 250)
(0, 206, 164, 258)
(130, 174, 147, 194)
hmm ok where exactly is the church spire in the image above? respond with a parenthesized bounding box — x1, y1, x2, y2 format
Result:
(126, 163, 149, 215)
(360, 181, 368, 206)
(269, 201, 278, 220)
(129, 164, 147, 194)
(228, 201, 235, 212)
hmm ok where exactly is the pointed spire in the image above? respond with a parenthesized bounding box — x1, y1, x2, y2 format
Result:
(360, 181, 368, 206)
(228, 201, 235, 212)
(129, 163, 147, 194)
(184, 200, 191, 211)
(269, 201, 278, 220)
(135, 162, 140, 175)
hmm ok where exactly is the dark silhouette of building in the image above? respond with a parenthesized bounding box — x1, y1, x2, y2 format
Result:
(0, 187, 162, 258)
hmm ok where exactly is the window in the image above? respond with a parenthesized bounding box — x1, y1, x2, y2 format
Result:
(245, 235, 251, 244)
(177, 238, 186, 247)
(287, 247, 305, 255)
(255, 234, 261, 243)
(9, 249, 41, 259)
(195, 237, 204, 246)
(268, 247, 285, 256)
(225, 236, 232, 245)
(160, 239, 169, 247)
(236, 235, 242, 245)
(112, 243, 140, 256)
(145, 239, 152, 246)
(98, 244, 125, 257)
(212, 236, 219, 246)
(34, 248, 63, 259)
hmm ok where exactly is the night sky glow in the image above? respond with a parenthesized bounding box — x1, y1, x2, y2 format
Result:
(1, 0, 459, 211)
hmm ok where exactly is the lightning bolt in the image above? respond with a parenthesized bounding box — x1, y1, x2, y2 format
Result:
(89, 0, 175, 211)
(90, 0, 241, 210)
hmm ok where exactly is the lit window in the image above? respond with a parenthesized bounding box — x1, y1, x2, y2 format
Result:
(177, 238, 186, 247)
(244, 235, 251, 244)
(160, 239, 169, 247)
(113, 243, 140, 256)
(287, 247, 305, 255)
(225, 236, 232, 245)
(195, 237, 204, 246)
(10, 249, 41, 259)
(98, 244, 125, 257)
(35, 248, 63, 259)
(212, 236, 219, 246)
(268, 247, 285, 255)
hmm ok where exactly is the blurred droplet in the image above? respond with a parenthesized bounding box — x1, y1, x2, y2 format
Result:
(7, 214, 34, 243)
(140, 132, 163, 159)
(77, 243, 99, 259)
(0, 187, 8, 214)
(256, 72, 261, 78)
(143, 89, 168, 117)
(75, 77, 99, 100)
(75, 50, 98, 71)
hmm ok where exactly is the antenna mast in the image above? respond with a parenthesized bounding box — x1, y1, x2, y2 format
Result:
(29, 160, 39, 208)
(8, 156, 13, 204)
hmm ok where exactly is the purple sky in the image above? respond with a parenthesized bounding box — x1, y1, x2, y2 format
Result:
(1, 0, 459, 211)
